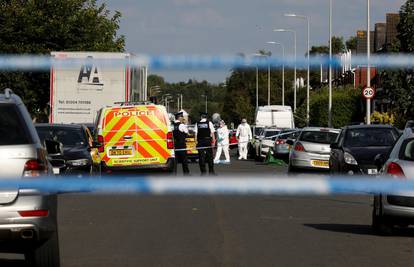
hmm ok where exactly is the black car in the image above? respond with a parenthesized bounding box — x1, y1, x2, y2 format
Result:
(35, 124, 99, 175)
(329, 125, 400, 175)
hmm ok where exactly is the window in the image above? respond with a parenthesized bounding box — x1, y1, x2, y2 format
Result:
(0, 105, 32, 145)
(299, 131, 338, 144)
(345, 128, 398, 147)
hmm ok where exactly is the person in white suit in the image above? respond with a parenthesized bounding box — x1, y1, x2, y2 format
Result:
(214, 120, 230, 164)
(236, 118, 252, 160)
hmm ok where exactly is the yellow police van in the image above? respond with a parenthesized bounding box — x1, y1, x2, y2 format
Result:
(94, 102, 175, 172)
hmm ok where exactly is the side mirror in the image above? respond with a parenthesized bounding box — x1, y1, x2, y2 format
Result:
(92, 141, 102, 148)
(374, 153, 386, 171)
(44, 139, 63, 156)
(286, 139, 294, 146)
(330, 143, 339, 149)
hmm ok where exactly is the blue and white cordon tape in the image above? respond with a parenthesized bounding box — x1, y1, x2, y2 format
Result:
(0, 54, 414, 70)
(1, 176, 414, 196)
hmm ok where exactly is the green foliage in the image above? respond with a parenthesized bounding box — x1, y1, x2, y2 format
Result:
(398, 0, 414, 52)
(295, 86, 364, 128)
(0, 0, 125, 121)
(346, 36, 357, 51)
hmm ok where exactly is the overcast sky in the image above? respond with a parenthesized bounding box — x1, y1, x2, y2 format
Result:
(104, 0, 405, 83)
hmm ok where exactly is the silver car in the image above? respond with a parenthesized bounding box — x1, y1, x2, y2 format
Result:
(273, 129, 301, 158)
(0, 89, 60, 266)
(288, 127, 340, 172)
(372, 127, 414, 235)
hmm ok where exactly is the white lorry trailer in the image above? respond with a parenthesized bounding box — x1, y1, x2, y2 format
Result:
(255, 105, 295, 129)
(49, 52, 147, 124)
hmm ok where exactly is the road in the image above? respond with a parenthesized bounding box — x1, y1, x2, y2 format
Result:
(2, 152, 414, 266)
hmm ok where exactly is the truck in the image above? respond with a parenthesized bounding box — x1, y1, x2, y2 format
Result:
(49, 52, 147, 124)
(255, 105, 295, 129)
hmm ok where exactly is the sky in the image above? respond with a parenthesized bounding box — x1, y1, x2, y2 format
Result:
(104, 0, 405, 83)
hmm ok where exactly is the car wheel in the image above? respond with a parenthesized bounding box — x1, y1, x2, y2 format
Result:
(372, 196, 393, 235)
(288, 162, 297, 173)
(25, 231, 60, 267)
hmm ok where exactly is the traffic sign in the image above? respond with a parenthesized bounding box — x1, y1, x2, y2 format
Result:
(363, 87, 375, 99)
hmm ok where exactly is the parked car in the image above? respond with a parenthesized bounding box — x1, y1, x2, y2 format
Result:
(273, 129, 301, 158)
(287, 127, 340, 172)
(35, 124, 100, 175)
(259, 128, 283, 159)
(329, 124, 400, 175)
(229, 129, 238, 149)
(0, 89, 60, 266)
(372, 127, 414, 234)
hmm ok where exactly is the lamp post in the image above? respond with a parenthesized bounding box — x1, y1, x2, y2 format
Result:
(251, 53, 268, 110)
(328, 0, 333, 128)
(273, 29, 296, 111)
(266, 41, 285, 106)
(366, 0, 371, 125)
(284, 13, 310, 126)
(201, 94, 208, 113)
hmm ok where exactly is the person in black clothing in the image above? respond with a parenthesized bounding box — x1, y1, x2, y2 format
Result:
(173, 112, 190, 175)
(195, 113, 216, 175)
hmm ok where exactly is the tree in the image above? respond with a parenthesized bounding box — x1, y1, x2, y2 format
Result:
(0, 0, 125, 120)
(346, 36, 357, 51)
(398, 0, 414, 53)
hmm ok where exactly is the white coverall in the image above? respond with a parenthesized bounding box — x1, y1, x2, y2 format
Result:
(214, 125, 230, 162)
(236, 122, 252, 160)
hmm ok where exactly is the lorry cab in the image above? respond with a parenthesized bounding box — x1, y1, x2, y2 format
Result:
(94, 102, 174, 172)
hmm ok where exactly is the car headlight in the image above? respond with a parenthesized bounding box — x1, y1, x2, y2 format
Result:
(344, 152, 358, 165)
(67, 158, 90, 167)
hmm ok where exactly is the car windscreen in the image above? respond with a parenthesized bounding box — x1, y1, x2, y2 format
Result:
(36, 126, 87, 147)
(265, 130, 280, 140)
(254, 127, 263, 136)
(279, 130, 300, 140)
(299, 131, 338, 144)
(344, 128, 398, 147)
(0, 104, 32, 145)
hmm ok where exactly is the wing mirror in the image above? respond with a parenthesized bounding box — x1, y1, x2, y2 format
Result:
(330, 143, 339, 149)
(374, 153, 386, 171)
(44, 139, 63, 156)
(286, 139, 294, 146)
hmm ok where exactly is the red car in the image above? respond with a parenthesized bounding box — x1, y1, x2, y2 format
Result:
(229, 130, 238, 149)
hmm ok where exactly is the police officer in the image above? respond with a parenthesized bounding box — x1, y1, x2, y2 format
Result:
(194, 112, 216, 175)
(173, 112, 190, 175)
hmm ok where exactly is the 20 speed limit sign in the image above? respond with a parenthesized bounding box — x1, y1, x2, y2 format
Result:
(363, 87, 375, 99)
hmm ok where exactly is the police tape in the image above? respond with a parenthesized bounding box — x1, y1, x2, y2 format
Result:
(174, 130, 299, 151)
(2, 176, 414, 195)
(1, 54, 414, 70)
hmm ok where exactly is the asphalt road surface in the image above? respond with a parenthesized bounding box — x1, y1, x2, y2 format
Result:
(3, 152, 414, 266)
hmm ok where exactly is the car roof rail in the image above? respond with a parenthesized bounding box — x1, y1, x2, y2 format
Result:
(4, 88, 13, 99)
(113, 101, 154, 106)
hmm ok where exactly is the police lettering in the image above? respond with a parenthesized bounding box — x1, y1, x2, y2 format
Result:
(114, 110, 155, 117)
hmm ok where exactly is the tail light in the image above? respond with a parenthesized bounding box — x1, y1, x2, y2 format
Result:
(97, 135, 104, 153)
(276, 140, 285, 145)
(18, 210, 49, 217)
(23, 159, 47, 177)
(167, 132, 174, 149)
(294, 142, 305, 152)
(386, 162, 405, 178)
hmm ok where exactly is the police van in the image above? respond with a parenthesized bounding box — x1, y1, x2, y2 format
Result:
(94, 102, 175, 172)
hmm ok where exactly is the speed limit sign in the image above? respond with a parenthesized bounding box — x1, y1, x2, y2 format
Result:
(363, 87, 375, 99)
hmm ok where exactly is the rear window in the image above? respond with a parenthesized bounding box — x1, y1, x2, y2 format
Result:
(265, 130, 280, 140)
(36, 126, 87, 147)
(279, 130, 300, 140)
(0, 105, 32, 145)
(400, 138, 414, 161)
(345, 128, 398, 147)
(299, 131, 338, 144)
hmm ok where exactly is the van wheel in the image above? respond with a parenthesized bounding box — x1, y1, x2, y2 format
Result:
(25, 231, 60, 267)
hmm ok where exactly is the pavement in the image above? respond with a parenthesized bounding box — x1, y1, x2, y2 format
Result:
(2, 151, 414, 266)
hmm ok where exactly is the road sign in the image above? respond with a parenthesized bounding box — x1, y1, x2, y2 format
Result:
(363, 87, 375, 99)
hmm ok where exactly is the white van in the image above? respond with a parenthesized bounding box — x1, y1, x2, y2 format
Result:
(255, 105, 295, 129)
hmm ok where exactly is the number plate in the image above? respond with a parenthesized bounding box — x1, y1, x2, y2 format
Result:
(367, 169, 378, 175)
(311, 160, 329, 167)
(109, 149, 133, 156)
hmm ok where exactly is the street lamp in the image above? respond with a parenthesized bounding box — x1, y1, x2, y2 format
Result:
(328, 0, 333, 128)
(284, 13, 310, 126)
(366, 0, 371, 125)
(251, 53, 269, 110)
(266, 41, 285, 106)
(273, 29, 297, 111)
(201, 94, 208, 113)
